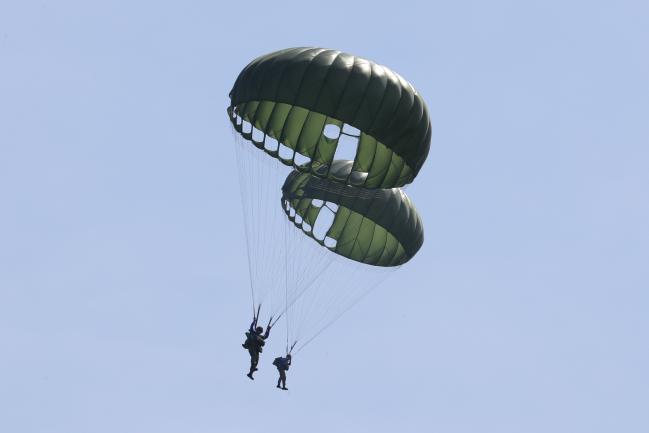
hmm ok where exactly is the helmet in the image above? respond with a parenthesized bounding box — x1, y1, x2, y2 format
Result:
(256, 326, 263, 333)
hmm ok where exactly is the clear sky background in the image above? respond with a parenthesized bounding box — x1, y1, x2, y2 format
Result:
(1, 1, 647, 432)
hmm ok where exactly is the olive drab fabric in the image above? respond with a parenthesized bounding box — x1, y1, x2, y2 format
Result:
(228, 47, 431, 188)
(281, 164, 424, 266)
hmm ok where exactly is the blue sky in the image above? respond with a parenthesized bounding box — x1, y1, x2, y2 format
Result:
(1, 1, 647, 432)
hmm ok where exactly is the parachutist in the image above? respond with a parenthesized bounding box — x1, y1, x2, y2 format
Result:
(273, 354, 291, 390)
(243, 317, 272, 379)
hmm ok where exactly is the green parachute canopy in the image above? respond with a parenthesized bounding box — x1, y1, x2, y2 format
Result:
(281, 162, 424, 266)
(228, 47, 431, 188)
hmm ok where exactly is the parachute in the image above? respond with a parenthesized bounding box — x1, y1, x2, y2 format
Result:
(279, 167, 424, 349)
(281, 166, 424, 266)
(228, 47, 430, 354)
(228, 47, 431, 188)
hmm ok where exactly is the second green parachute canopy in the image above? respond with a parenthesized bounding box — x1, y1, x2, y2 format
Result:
(281, 162, 424, 267)
(228, 47, 431, 188)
